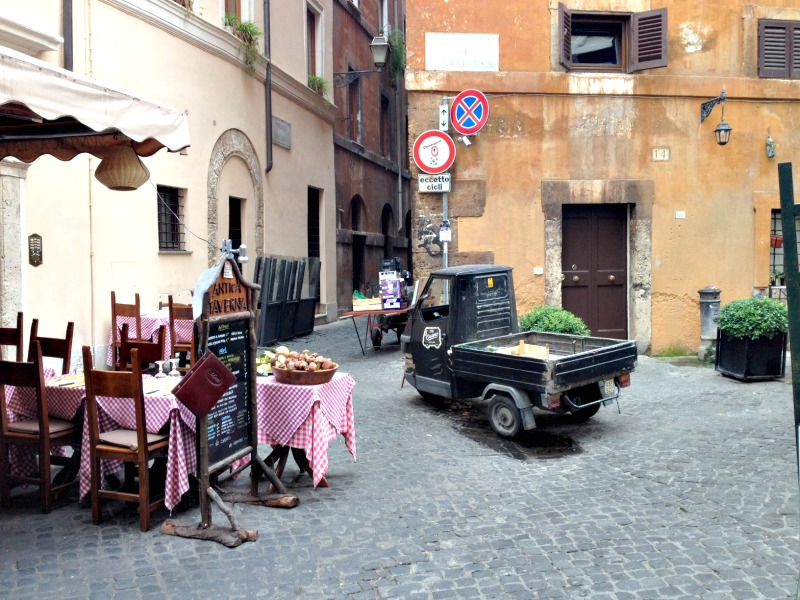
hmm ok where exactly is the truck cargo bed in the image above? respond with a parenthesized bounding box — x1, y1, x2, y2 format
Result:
(450, 330, 637, 394)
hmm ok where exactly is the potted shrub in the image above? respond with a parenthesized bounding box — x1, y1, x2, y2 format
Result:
(307, 75, 328, 96)
(715, 296, 788, 381)
(518, 305, 590, 336)
(234, 20, 263, 73)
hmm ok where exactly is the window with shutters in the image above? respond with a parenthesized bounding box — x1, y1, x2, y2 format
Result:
(558, 3, 667, 73)
(758, 19, 800, 79)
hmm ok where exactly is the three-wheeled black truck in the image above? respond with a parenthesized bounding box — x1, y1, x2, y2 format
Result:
(401, 265, 638, 437)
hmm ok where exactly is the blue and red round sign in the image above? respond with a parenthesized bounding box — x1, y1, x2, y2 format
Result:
(450, 89, 489, 136)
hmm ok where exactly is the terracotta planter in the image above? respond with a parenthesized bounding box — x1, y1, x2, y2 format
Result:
(770, 235, 783, 248)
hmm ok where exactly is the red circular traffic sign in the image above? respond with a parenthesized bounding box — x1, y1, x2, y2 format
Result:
(450, 89, 489, 136)
(413, 130, 456, 175)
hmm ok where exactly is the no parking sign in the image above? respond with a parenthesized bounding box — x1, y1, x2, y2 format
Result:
(450, 89, 489, 136)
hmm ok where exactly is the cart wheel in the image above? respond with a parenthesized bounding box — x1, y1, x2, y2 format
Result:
(370, 326, 383, 350)
(488, 394, 522, 438)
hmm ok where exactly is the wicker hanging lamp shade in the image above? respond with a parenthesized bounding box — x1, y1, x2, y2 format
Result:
(94, 145, 150, 191)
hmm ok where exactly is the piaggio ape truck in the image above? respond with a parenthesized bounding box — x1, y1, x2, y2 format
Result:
(401, 265, 638, 438)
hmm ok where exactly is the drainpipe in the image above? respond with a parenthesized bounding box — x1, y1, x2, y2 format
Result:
(264, 0, 273, 174)
(63, 0, 73, 71)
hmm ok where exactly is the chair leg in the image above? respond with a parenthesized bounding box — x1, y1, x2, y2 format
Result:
(0, 440, 9, 508)
(138, 459, 150, 532)
(40, 446, 52, 514)
(90, 455, 102, 525)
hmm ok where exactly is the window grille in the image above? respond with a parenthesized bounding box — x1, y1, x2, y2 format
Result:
(157, 185, 185, 251)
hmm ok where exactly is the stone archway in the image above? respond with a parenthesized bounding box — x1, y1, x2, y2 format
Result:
(207, 129, 264, 265)
(542, 179, 653, 353)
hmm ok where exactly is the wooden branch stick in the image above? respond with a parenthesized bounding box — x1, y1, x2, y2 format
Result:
(252, 453, 287, 494)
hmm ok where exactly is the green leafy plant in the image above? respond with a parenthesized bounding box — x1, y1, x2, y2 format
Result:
(234, 20, 263, 73)
(518, 306, 590, 336)
(387, 29, 405, 86)
(770, 270, 784, 285)
(224, 13, 237, 27)
(716, 297, 788, 340)
(307, 75, 329, 96)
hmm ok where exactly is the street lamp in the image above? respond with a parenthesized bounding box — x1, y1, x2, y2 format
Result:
(333, 35, 390, 87)
(700, 88, 732, 146)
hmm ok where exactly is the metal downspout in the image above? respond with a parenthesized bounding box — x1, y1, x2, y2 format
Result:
(264, 0, 273, 174)
(63, 0, 73, 71)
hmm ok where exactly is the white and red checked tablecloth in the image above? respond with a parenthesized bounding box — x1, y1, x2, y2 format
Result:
(254, 372, 356, 487)
(76, 374, 196, 511)
(4, 369, 79, 476)
(105, 309, 194, 367)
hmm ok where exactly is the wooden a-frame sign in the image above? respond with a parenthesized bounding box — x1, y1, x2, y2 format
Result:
(161, 254, 298, 548)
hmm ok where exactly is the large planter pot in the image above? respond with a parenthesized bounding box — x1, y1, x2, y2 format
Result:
(714, 329, 787, 381)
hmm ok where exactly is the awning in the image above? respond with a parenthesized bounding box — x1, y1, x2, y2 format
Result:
(0, 46, 190, 162)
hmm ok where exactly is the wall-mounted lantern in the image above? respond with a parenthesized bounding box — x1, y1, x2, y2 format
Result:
(333, 35, 390, 87)
(700, 88, 732, 146)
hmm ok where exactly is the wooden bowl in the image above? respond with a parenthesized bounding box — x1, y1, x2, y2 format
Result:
(271, 363, 338, 385)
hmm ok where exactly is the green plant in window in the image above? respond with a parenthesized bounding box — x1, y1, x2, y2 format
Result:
(224, 13, 238, 28)
(234, 20, 264, 73)
(307, 75, 329, 96)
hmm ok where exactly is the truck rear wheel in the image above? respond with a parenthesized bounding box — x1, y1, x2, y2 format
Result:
(564, 384, 602, 422)
(488, 394, 522, 438)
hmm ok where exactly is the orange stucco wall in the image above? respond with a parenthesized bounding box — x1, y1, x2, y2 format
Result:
(405, 0, 800, 354)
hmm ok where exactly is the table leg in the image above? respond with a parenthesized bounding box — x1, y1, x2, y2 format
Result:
(350, 316, 365, 355)
(291, 447, 328, 488)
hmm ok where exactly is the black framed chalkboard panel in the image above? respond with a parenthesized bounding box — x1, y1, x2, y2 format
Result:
(204, 315, 252, 467)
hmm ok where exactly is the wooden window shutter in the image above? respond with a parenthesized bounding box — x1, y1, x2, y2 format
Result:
(792, 24, 800, 78)
(759, 20, 790, 78)
(630, 8, 667, 72)
(558, 3, 573, 70)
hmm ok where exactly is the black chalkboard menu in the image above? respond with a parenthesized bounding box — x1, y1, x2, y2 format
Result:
(205, 317, 251, 466)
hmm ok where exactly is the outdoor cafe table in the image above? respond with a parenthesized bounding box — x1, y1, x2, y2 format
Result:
(105, 308, 194, 367)
(234, 372, 357, 487)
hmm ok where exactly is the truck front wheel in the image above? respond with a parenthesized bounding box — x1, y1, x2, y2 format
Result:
(488, 394, 522, 438)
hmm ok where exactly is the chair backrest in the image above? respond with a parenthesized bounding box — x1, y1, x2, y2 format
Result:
(118, 324, 165, 372)
(82, 345, 149, 451)
(111, 292, 142, 348)
(168, 295, 193, 348)
(0, 341, 48, 435)
(0, 312, 24, 362)
(29, 319, 74, 375)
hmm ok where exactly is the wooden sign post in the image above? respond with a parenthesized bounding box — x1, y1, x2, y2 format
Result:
(162, 249, 298, 547)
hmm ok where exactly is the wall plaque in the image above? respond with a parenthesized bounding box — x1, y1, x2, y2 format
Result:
(28, 233, 42, 266)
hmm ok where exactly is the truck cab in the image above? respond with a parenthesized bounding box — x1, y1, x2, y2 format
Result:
(402, 265, 517, 399)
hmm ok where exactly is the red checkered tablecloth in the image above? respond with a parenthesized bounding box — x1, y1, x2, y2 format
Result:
(106, 310, 194, 367)
(77, 375, 196, 511)
(252, 373, 356, 487)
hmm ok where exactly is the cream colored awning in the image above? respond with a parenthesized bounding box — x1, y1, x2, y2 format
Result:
(0, 46, 190, 162)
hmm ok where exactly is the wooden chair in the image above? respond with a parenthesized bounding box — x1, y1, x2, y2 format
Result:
(111, 292, 141, 370)
(168, 295, 194, 373)
(0, 311, 24, 362)
(0, 341, 81, 513)
(82, 345, 169, 532)
(117, 324, 166, 374)
(29, 319, 74, 375)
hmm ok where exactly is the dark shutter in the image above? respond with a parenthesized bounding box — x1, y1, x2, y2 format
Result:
(759, 19, 790, 78)
(792, 25, 800, 77)
(558, 3, 573, 70)
(630, 8, 667, 71)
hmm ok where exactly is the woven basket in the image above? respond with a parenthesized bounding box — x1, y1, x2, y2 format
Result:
(271, 363, 338, 385)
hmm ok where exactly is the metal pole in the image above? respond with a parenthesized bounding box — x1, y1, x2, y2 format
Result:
(442, 192, 448, 268)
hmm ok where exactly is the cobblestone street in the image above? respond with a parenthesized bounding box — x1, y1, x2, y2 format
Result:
(1, 317, 799, 599)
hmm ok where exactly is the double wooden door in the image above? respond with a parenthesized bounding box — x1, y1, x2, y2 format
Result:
(561, 204, 628, 339)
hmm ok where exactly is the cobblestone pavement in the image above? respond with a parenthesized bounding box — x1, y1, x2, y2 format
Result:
(1, 317, 799, 599)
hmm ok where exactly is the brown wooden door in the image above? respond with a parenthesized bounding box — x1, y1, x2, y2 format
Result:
(561, 204, 628, 339)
